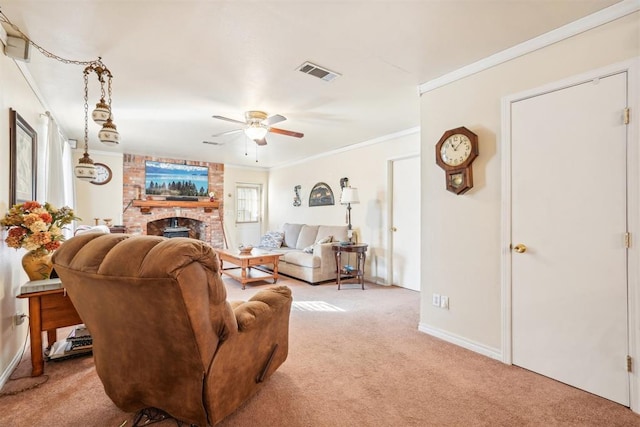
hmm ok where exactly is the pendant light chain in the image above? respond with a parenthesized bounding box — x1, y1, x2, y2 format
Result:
(0, 11, 98, 67)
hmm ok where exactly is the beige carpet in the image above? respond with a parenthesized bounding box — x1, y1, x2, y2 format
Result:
(1, 276, 638, 426)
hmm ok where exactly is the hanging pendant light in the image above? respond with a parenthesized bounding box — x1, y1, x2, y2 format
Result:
(75, 67, 96, 180)
(98, 117, 120, 145)
(91, 98, 110, 125)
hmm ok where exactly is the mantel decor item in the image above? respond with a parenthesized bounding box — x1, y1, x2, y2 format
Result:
(9, 109, 37, 207)
(309, 182, 335, 207)
(0, 201, 79, 280)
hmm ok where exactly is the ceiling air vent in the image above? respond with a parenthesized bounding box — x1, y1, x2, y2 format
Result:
(297, 61, 341, 82)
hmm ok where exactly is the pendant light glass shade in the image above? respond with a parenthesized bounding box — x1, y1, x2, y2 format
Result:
(245, 124, 268, 141)
(91, 99, 110, 125)
(98, 119, 120, 145)
(74, 152, 97, 181)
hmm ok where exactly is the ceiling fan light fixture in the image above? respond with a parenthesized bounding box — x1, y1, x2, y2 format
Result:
(244, 123, 268, 141)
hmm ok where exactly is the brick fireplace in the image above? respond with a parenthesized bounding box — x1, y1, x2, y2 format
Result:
(122, 154, 226, 248)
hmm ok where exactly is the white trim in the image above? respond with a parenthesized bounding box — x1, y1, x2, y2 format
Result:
(419, 0, 640, 94)
(270, 126, 420, 170)
(626, 57, 640, 414)
(418, 322, 502, 361)
(501, 57, 640, 412)
(500, 94, 513, 365)
(0, 345, 26, 390)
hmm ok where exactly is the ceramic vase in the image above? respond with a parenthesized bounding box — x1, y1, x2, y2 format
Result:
(22, 250, 54, 281)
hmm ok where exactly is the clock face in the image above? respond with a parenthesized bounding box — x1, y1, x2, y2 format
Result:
(91, 163, 112, 185)
(440, 134, 472, 167)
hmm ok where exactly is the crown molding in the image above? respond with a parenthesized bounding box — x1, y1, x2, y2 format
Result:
(419, 0, 640, 95)
(270, 126, 420, 170)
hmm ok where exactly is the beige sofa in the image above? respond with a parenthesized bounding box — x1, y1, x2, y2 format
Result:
(260, 223, 348, 284)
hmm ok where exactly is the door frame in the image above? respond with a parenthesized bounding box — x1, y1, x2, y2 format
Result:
(500, 58, 640, 411)
(387, 153, 420, 287)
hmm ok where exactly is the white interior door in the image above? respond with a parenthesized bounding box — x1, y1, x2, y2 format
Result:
(391, 155, 420, 291)
(511, 72, 629, 405)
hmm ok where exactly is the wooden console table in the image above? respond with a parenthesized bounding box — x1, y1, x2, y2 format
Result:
(17, 279, 83, 376)
(332, 243, 368, 290)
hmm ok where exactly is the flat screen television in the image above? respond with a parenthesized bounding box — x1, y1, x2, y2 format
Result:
(144, 161, 209, 197)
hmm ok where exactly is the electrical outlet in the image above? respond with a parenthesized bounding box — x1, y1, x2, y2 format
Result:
(432, 293, 441, 307)
(440, 296, 449, 310)
(13, 313, 26, 326)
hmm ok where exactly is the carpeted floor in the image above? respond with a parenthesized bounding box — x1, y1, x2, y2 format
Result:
(1, 276, 639, 426)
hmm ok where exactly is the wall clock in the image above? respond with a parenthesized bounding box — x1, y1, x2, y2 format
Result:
(91, 162, 112, 185)
(435, 126, 479, 195)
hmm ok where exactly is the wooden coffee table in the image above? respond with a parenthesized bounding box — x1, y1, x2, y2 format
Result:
(215, 249, 283, 289)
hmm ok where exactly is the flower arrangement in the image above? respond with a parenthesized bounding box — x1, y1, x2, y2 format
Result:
(1, 201, 78, 254)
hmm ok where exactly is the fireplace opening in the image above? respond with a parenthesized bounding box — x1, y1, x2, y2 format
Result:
(147, 217, 205, 240)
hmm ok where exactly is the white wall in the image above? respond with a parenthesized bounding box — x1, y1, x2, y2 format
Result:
(268, 130, 419, 284)
(73, 150, 124, 226)
(419, 13, 639, 354)
(0, 58, 48, 384)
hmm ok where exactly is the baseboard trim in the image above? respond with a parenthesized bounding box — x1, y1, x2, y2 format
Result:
(418, 322, 502, 361)
(0, 348, 24, 390)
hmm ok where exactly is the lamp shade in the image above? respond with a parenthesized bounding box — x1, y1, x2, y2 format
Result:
(245, 124, 268, 141)
(340, 187, 360, 204)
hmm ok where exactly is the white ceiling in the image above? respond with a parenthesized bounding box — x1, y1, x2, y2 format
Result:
(1, 1, 620, 168)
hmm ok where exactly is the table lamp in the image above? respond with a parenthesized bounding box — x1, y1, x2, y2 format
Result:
(340, 186, 360, 242)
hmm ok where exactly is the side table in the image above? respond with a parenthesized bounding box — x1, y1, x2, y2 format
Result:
(332, 243, 368, 290)
(17, 278, 83, 376)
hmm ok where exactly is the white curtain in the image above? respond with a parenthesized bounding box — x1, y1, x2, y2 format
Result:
(45, 114, 65, 207)
(44, 113, 76, 237)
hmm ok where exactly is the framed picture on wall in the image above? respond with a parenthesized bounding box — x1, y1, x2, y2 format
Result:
(9, 108, 37, 206)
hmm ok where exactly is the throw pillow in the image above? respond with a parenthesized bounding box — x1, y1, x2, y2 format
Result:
(303, 235, 333, 254)
(259, 231, 284, 248)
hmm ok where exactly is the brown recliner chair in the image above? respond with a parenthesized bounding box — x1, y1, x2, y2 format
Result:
(52, 233, 292, 426)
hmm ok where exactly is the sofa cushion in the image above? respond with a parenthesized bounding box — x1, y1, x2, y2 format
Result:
(296, 225, 320, 249)
(303, 235, 332, 253)
(317, 225, 348, 243)
(282, 223, 303, 248)
(283, 251, 320, 268)
(259, 231, 284, 248)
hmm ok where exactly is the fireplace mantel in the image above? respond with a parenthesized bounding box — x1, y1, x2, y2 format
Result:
(132, 200, 220, 214)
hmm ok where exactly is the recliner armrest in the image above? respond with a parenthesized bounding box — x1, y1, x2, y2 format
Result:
(233, 286, 292, 331)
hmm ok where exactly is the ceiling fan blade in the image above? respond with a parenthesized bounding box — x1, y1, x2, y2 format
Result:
(202, 141, 225, 146)
(211, 128, 244, 137)
(269, 127, 304, 138)
(212, 115, 246, 125)
(254, 138, 268, 146)
(263, 114, 286, 126)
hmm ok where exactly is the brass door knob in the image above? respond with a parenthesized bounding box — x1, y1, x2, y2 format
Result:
(391, 227, 398, 232)
(513, 244, 527, 253)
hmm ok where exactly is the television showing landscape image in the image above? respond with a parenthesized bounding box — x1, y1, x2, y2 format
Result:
(144, 161, 209, 197)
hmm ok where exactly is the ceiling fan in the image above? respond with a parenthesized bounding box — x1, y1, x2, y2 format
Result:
(210, 110, 304, 146)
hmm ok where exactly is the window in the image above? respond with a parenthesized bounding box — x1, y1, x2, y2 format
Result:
(236, 184, 260, 223)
